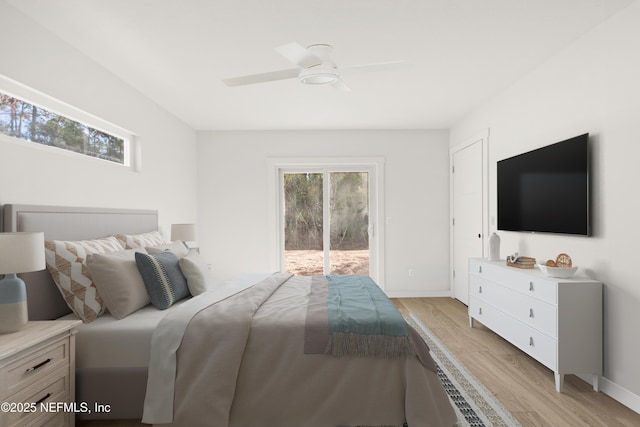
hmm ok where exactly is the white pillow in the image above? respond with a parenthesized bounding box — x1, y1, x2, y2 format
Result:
(115, 230, 166, 249)
(146, 240, 189, 258)
(178, 250, 215, 296)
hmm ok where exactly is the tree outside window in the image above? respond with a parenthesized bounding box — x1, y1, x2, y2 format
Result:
(0, 91, 126, 164)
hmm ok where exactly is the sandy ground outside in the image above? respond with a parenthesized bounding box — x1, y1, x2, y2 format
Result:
(284, 249, 369, 276)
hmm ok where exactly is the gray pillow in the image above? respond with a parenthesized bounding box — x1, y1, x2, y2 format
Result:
(135, 251, 190, 310)
(87, 248, 150, 319)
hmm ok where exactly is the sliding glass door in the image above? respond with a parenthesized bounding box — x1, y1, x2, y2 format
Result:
(328, 171, 369, 275)
(282, 169, 372, 276)
(283, 172, 325, 275)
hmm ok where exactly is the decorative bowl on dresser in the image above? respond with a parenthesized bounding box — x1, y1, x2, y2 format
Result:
(0, 320, 81, 427)
(468, 258, 602, 392)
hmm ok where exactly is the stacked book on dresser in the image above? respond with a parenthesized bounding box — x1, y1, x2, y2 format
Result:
(506, 255, 536, 269)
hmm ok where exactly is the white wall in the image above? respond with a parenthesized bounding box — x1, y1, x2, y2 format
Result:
(0, 2, 198, 235)
(197, 130, 450, 296)
(451, 1, 640, 408)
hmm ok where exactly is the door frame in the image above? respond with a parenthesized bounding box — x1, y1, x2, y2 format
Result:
(449, 130, 490, 299)
(267, 157, 386, 289)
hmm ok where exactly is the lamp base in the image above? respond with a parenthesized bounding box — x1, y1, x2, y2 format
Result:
(0, 300, 28, 333)
(0, 274, 29, 334)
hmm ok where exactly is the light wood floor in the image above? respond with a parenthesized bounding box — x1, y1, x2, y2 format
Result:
(394, 298, 640, 427)
(77, 297, 640, 427)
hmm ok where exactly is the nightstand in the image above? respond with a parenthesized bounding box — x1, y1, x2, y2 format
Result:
(0, 320, 81, 427)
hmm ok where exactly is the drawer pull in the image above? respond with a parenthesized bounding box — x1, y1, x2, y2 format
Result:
(479, 266, 482, 273)
(479, 286, 483, 293)
(26, 357, 52, 373)
(478, 307, 483, 315)
(529, 337, 534, 346)
(34, 392, 52, 406)
(529, 282, 534, 291)
(529, 308, 534, 318)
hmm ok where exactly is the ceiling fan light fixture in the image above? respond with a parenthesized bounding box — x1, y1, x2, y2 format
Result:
(298, 67, 339, 85)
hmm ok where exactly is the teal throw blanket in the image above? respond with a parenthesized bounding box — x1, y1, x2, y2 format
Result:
(325, 275, 412, 358)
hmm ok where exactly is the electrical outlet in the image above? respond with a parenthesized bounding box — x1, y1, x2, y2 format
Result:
(408, 268, 415, 277)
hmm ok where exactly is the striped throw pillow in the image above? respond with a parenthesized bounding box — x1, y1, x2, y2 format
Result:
(135, 251, 190, 309)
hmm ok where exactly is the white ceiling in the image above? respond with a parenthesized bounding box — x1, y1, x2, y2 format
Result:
(6, 0, 634, 130)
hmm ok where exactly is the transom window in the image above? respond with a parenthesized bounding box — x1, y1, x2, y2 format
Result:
(0, 90, 126, 164)
(0, 74, 134, 168)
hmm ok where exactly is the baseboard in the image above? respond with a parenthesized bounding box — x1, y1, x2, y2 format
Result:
(384, 290, 452, 298)
(578, 374, 640, 415)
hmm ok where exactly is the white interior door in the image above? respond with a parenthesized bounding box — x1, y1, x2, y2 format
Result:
(451, 135, 486, 304)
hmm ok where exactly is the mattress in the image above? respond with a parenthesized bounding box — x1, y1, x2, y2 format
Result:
(59, 300, 186, 369)
(60, 273, 273, 369)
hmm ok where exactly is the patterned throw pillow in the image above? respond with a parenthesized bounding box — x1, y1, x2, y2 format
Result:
(44, 236, 124, 323)
(115, 230, 166, 250)
(135, 251, 190, 310)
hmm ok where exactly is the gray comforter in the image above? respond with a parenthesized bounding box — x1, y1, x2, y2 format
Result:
(143, 273, 457, 427)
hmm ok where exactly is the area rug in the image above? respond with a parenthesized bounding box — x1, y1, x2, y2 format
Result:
(404, 314, 522, 427)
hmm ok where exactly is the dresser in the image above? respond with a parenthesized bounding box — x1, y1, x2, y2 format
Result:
(468, 258, 602, 392)
(0, 320, 81, 427)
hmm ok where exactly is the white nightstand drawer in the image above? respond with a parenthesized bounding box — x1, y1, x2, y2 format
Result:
(470, 296, 557, 371)
(5, 369, 69, 427)
(4, 338, 69, 397)
(25, 410, 68, 427)
(471, 276, 557, 338)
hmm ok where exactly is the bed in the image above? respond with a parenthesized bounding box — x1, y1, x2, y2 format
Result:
(3, 204, 457, 427)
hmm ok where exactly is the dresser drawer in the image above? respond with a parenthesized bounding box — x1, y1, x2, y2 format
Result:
(470, 275, 558, 338)
(470, 296, 557, 370)
(2, 338, 70, 397)
(470, 259, 557, 304)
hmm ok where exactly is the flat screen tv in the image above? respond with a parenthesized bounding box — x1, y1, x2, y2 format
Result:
(497, 133, 590, 236)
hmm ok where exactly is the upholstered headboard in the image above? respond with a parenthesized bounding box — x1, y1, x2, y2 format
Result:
(2, 204, 158, 320)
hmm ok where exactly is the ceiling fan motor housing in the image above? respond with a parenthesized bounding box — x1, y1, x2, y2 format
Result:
(297, 44, 339, 85)
(298, 66, 339, 84)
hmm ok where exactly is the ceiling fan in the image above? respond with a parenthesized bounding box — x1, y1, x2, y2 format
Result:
(222, 42, 406, 91)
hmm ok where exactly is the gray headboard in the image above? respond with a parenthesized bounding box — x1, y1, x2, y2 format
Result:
(2, 204, 158, 320)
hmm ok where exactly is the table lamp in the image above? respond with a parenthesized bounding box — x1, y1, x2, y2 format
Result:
(0, 232, 45, 333)
(171, 224, 196, 242)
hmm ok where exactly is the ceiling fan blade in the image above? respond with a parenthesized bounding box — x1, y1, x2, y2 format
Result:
(275, 42, 322, 68)
(331, 78, 351, 92)
(340, 60, 409, 74)
(223, 68, 300, 87)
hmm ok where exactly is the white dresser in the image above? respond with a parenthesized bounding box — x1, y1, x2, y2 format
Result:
(468, 258, 602, 392)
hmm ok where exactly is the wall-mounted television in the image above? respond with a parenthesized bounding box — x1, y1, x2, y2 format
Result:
(497, 133, 590, 236)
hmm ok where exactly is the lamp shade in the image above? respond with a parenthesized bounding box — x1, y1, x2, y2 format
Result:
(0, 232, 45, 274)
(171, 224, 196, 242)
